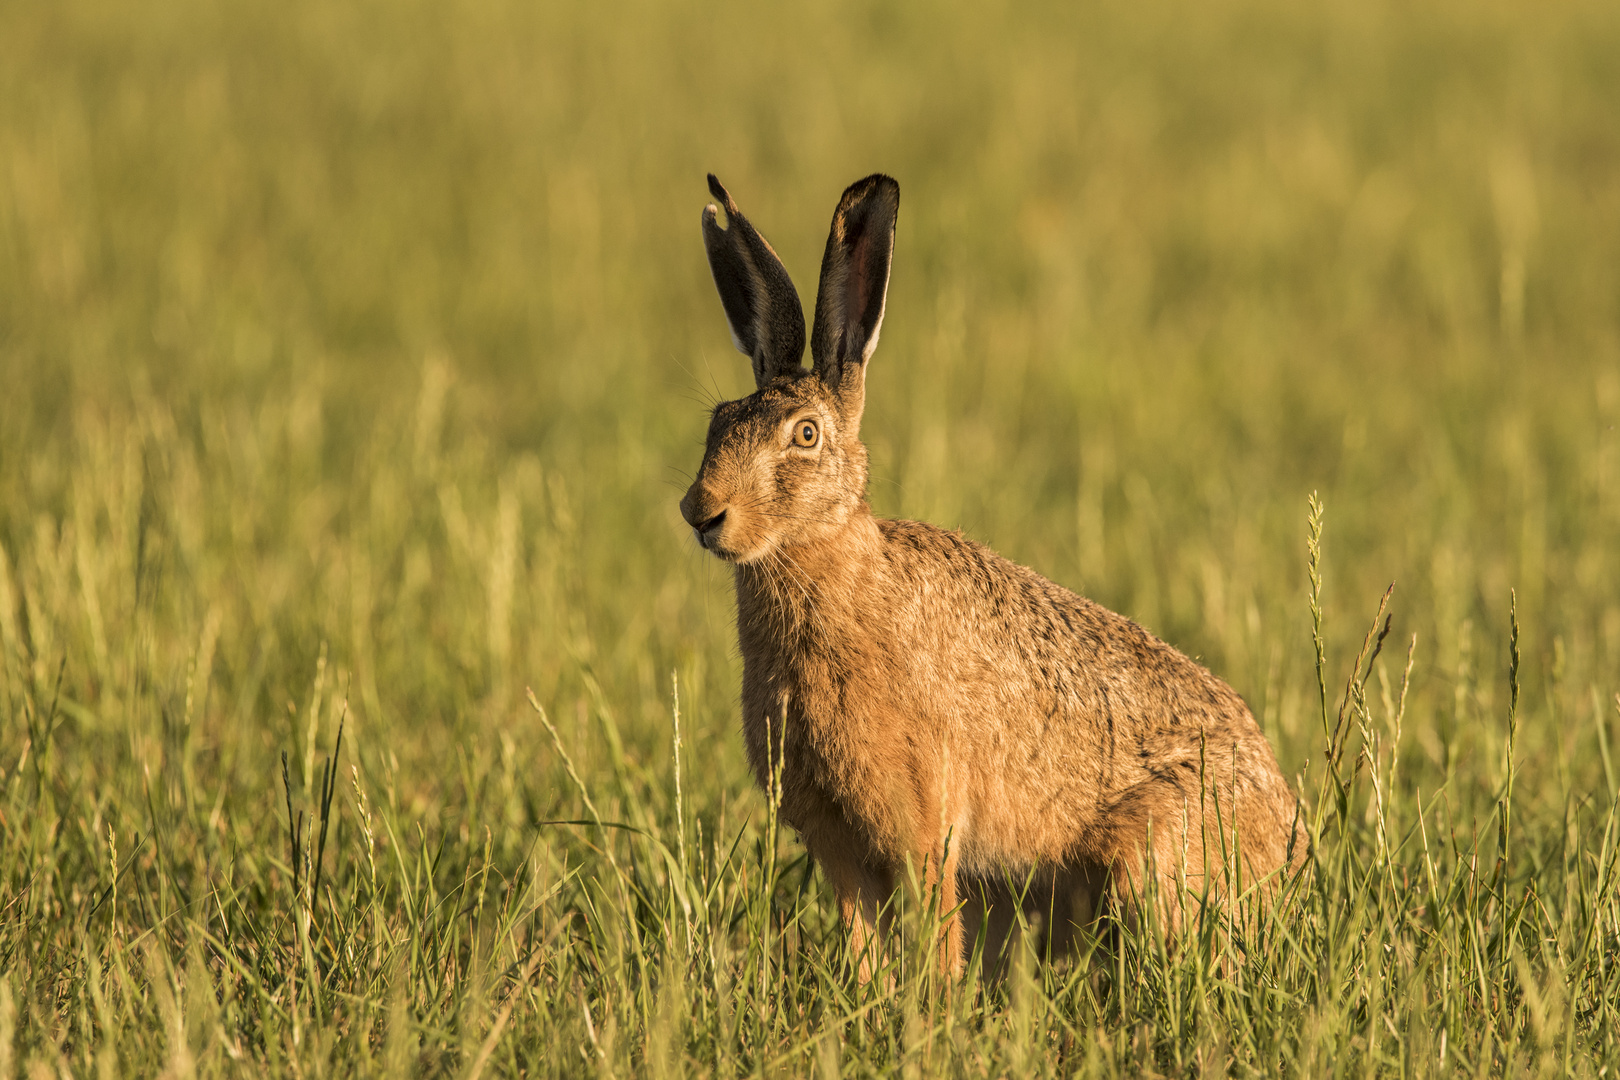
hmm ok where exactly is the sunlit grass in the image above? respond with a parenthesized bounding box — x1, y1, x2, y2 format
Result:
(2, 0, 1619, 1074)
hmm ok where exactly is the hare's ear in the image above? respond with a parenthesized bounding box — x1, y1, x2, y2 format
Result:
(810, 174, 899, 410)
(702, 175, 806, 389)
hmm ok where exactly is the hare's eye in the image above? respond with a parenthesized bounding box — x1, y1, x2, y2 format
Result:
(793, 419, 819, 448)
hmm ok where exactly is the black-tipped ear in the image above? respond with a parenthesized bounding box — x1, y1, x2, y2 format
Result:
(810, 174, 899, 396)
(701, 175, 806, 389)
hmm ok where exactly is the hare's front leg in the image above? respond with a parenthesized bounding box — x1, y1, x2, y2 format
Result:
(921, 840, 963, 979)
(814, 843, 894, 984)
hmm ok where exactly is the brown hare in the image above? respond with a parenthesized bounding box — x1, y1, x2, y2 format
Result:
(680, 173, 1304, 979)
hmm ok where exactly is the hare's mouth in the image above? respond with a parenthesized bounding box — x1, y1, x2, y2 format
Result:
(693, 521, 741, 561)
(695, 531, 752, 563)
(683, 495, 778, 564)
(693, 527, 731, 559)
(694, 524, 775, 565)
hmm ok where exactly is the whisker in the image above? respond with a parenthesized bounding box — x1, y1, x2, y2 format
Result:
(761, 546, 816, 619)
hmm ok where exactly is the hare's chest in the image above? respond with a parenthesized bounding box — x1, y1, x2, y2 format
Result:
(741, 659, 922, 857)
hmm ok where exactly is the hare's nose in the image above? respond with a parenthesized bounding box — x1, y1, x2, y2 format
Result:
(695, 509, 727, 539)
(680, 486, 726, 533)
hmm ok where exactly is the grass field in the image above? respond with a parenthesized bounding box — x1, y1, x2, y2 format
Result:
(3, 0, 1620, 1074)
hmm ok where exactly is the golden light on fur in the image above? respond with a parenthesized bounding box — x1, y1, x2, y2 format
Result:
(682, 174, 1304, 980)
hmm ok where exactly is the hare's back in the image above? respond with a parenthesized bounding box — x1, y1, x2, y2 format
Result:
(875, 517, 1261, 748)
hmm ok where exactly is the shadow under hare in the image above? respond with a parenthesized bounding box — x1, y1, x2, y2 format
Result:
(680, 173, 1304, 979)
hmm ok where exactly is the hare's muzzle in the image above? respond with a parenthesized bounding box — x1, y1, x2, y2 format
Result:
(679, 485, 729, 552)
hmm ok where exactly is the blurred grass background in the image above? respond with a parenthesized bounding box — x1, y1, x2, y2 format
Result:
(3, 0, 1620, 1073)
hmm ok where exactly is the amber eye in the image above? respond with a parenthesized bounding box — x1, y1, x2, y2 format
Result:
(793, 419, 820, 448)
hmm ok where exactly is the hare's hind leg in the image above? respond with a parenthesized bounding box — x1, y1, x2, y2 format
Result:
(1099, 765, 1294, 935)
(1096, 776, 1213, 935)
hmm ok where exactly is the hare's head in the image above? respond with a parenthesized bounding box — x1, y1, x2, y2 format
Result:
(680, 174, 899, 564)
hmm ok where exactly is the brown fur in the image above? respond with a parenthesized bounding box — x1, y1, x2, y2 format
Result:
(681, 175, 1304, 978)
